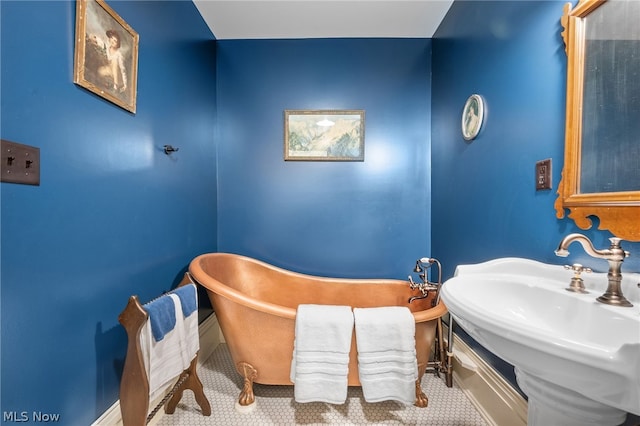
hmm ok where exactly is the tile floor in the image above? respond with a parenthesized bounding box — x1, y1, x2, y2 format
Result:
(157, 344, 488, 425)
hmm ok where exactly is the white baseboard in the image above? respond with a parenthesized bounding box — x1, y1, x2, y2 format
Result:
(92, 313, 221, 426)
(448, 331, 528, 426)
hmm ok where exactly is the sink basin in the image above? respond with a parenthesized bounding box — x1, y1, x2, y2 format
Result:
(440, 257, 640, 426)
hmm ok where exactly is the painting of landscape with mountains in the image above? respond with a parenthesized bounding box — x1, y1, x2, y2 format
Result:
(285, 110, 364, 161)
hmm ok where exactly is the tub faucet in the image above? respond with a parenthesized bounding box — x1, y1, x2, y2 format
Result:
(408, 257, 442, 305)
(555, 233, 632, 307)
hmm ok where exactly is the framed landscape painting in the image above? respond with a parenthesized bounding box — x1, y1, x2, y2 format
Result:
(284, 110, 365, 161)
(74, 0, 139, 113)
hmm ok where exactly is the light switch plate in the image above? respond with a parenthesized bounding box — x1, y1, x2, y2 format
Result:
(1, 139, 40, 185)
(536, 158, 552, 191)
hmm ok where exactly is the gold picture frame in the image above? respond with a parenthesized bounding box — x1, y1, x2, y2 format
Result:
(74, 0, 139, 113)
(284, 110, 365, 161)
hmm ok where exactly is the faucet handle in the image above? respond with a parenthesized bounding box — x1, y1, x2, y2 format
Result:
(564, 263, 592, 276)
(608, 237, 631, 258)
(564, 264, 591, 293)
(408, 275, 417, 289)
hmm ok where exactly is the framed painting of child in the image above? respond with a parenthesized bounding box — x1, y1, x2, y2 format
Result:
(74, 0, 139, 113)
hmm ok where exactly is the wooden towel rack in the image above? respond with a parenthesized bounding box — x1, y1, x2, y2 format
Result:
(118, 275, 211, 425)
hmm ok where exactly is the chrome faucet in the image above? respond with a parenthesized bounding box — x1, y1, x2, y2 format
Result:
(555, 233, 632, 307)
(408, 257, 442, 305)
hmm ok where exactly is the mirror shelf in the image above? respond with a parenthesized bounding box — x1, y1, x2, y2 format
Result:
(555, 0, 640, 242)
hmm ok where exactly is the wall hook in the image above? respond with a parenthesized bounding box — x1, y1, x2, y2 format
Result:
(163, 145, 179, 155)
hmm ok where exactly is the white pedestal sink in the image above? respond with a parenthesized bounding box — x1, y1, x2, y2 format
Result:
(440, 257, 640, 426)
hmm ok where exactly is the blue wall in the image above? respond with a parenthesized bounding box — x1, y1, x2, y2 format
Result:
(216, 39, 433, 279)
(432, 0, 640, 391)
(2, 0, 639, 423)
(0, 1, 217, 424)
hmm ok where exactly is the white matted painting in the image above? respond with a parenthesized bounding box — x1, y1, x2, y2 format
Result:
(284, 110, 365, 161)
(461, 95, 484, 141)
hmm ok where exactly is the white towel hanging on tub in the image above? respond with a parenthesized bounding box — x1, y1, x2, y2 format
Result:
(354, 306, 417, 405)
(290, 304, 353, 404)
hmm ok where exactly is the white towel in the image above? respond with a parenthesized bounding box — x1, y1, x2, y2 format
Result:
(354, 307, 417, 405)
(290, 304, 353, 404)
(140, 293, 199, 403)
(294, 304, 354, 351)
(354, 307, 416, 353)
(358, 363, 417, 376)
(357, 374, 417, 404)
(357, 351, 417, 364)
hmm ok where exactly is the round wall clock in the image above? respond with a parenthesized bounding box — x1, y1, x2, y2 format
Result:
(461, 94, 484, 141)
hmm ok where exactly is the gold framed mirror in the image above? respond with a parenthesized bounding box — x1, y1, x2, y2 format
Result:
(555, 0, 640, 241)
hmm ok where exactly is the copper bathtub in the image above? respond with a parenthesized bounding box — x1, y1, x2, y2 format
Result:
(189, 252, 447, 408)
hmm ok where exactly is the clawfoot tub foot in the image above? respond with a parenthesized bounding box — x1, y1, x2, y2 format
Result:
(236, 361, 258, 411)
(414, 377, 429, 408)
(414, 363, 429, 407)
